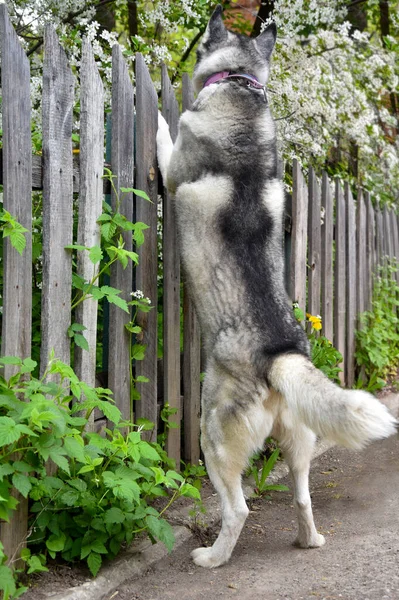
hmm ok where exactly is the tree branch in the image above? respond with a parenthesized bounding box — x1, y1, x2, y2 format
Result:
(171, 28, 205, 84)
(251, 1, 274, 38)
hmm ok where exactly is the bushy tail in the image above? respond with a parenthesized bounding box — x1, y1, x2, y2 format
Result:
(268, 354, 397, 450)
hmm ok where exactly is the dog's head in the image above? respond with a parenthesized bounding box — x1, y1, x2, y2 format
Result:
(193, 5, 277, 93)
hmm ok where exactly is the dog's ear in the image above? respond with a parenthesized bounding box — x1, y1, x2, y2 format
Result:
(255, 22, 277, 59)
(203, 5, 227, 44)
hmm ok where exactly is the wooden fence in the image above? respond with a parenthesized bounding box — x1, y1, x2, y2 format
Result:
(0, 4, 398, 565)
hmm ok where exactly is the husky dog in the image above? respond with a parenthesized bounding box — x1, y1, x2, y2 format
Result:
(156, 5, 396, 569)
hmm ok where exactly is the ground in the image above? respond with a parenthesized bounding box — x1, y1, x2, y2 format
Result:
(24, 428, 399, 600)
(110, 434, 399, 600)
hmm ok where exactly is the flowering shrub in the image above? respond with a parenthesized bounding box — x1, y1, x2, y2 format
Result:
(1, 0, 397, 204)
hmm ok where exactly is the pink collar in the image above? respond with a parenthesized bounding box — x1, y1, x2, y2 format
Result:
(203, 71, 265, 91)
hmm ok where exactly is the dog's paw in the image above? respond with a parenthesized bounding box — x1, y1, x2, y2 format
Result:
(157, 111, 169, 134)
(293, 532, 326, 549)
(191, 546, 228, 568)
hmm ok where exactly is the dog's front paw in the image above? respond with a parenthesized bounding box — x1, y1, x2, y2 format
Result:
(191, 546, 228, 568)
(293, 532, 326, 549)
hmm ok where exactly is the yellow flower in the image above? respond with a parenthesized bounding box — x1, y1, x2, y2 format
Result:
(306, 313, 322, 331)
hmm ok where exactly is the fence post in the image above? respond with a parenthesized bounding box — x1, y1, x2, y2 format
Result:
(345, 183, 356, 388)
(161, 65, 181, 466)
(40, 25, 74, 372)
(134, 53, 159, 439)
(0, 3, 32, 567)
(383, 205, 394, 262)
(107, 45, 135, 423)
(356, 191, 366, 321)
(307, 167, 321, 320)
(181, 74, 201, 464)
(392, 211, 399, 284)
(375, 202, 384, 268)
(290, 160, 308, 314)
(365, 193, 375, 310)
(321, 172, 334, 342)
(74, 40, 104, 413)
(334, 179, 346, 384)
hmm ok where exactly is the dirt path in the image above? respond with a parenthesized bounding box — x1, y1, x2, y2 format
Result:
(113, 433, 399, 600)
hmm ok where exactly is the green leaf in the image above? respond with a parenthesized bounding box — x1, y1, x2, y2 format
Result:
(27, 555, 48, 574)
(69, 323, 87, 333)
(107, 293, 129, 313)
(46, 532, 66, 553)
(101, 221, 117, 242)
(157, 518, 175, 552)
(48, 449, 70, 475)
(104, 507, 125, 525)
(63, 437, 85, 462)
(90, 540, 108, 554)
(179, 483, 201, 500)
(0, 417, 21, 447)
(65, 244, 88, 252)
(74, 333, 89, 352)
(262, 484, 290, 492)
(89, 245, 103, 264)
(97, 213, 112, 222)
(21, 357, 37, 373)
(12, 473, 32, 498)
(97, 400, 121, 424)
(0, 464, 15, 481)
(9, 230, 27, 255)
(120, 188, 151, 202)
(132, 344, 146, 361)
(87, 551, 102, 577)
(138, 442, 161, 462)
(0, 564, 17, 597)
(77, 464, 95, 475)
(0, 356, 22, 366)
(68, 479, 87, 492)
(60, 490, 80, 506)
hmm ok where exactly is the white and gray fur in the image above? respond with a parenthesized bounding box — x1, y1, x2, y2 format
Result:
(157, 5, 397, 569)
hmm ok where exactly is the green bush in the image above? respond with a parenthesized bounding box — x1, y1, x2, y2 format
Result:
(0, 355, 200, 597)
(355, 261, 399, 391)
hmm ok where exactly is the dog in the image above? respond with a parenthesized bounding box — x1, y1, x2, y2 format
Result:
(156, 5, 397, 569)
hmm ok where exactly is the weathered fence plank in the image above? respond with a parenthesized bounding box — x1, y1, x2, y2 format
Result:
(40, 25, 74, 372)
(134, 53, 159, 439)
(321, 172, 334, 342)
(365, 193, 375, 310)
(356, 191, 366, 320)
(383, 205, 394, 262)
(181, 74, 201, 464)
(290, 160, 308, 313)
(107, 45, 134, 423)
(392, 211, 399, 284)
(0, 150, 112, 194)
(345, 183, 356, 388)
(334, 180, 346, 384)
(375, 202, 384, 268)
(74, 40, 104, 407)
(0, 3, 32, 567)
(161, 65, 181, 466)
(307, 167, 321, 320)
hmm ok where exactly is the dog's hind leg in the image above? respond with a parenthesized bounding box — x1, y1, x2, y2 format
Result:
(191, 441, 249, 568)
(276, 421, 325, 549)
(192, 370, 273, 568)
